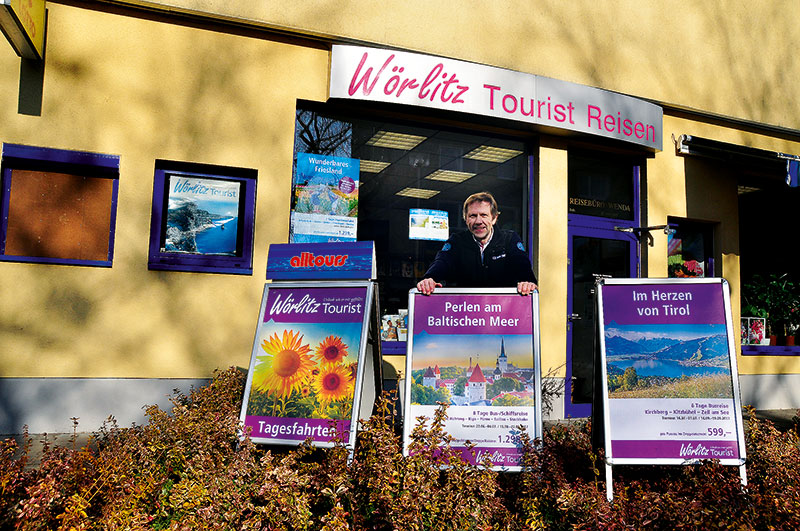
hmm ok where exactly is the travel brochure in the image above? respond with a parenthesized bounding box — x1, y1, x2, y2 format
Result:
(164, 175, 240, 255)
(381, 310, 408, 341)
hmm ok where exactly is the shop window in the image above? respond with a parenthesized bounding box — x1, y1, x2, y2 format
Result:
(0, 143, 119, 267)
(568, 150, 635, 220)
(292, 103, 529, 316)
(147, 160, 257, 275)
(667, 218, 714, 278)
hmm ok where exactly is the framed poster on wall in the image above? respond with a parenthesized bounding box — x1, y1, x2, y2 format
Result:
(403, 288, 541, 470)
(240, 281, 375, 448)
(597, 277, 746, 498)
(147, 160, 257, 274)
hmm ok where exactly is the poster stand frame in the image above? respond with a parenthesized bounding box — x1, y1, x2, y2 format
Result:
(596, 277, 747, 501)
(402, 287, 542, 471)
(239, 279, 382, 450)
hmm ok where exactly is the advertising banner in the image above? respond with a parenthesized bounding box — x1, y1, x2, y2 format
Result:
(290, 153, 359, 243)
(240, 282, 373, 447)
(266, 241, 376, 281)
(404, 288, 541, 470)
(598, 278, 746, 466)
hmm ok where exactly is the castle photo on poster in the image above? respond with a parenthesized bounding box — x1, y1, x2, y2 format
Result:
(411, 334, 535, 407)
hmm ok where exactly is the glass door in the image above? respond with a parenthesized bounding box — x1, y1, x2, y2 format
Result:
(566, 220, 638, 417)
(565, 150, 641, 417)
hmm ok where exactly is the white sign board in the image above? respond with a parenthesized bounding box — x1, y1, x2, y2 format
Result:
(330, 45, 663, 151)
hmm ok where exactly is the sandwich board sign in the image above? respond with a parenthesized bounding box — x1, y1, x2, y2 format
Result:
(597, 277, 746, 500)
(239, 241, 380, 448)
(403, 287, 542, 470)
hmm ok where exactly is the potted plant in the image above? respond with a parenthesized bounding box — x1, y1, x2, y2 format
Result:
(742, 273, 800, 346)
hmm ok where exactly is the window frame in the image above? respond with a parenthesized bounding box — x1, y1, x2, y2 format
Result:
(0, 143, 120, 268)
(147, 159, 257, 275)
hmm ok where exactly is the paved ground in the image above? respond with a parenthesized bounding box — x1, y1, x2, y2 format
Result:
(748, 408, 798, 431)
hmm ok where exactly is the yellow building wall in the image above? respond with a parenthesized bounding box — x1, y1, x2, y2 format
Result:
(2, 1, 800, 385)
(0, 3, 330, 377)
(110, 0, 800, 131)
(537, 140, 568, 378)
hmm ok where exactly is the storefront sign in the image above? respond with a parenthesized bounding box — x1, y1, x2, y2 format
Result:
(404, 288, 541, 470)
(598, 278, 746, 466)
(240, 282, 374, 447)
(266, 241, 376, 280)
(0, 0, 45, 59)
(290, 153, 359, 243)
(330, 45, 662, 151)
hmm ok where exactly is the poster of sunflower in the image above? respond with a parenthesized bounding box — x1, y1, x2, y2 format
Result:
(240, 282, 374, 446)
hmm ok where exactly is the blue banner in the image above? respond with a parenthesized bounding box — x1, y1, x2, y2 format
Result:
(266, 241, 375, 280)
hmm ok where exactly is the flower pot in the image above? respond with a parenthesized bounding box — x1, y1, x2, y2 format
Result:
(787, 335, 796, 346)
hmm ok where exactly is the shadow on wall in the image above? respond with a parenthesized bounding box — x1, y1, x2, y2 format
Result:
(0, 376, 211, 434)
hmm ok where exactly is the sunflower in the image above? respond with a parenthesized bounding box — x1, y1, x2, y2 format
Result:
(314, 335, 349, 366)
(312, 363, 354, 405)
(253, 329, 314, 398)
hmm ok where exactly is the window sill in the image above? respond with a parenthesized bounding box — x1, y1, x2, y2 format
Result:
(381, 341, 407, 355)
(741, 345, 800, 356)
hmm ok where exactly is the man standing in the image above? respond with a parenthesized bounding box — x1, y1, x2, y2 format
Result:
(416, 192, 537, 295)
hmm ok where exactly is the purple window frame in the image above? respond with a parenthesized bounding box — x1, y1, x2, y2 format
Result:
(147, 159, 257, 275)
(0, 143, 120, 268)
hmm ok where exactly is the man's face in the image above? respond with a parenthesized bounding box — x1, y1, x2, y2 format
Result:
(465, 200, 497, 243)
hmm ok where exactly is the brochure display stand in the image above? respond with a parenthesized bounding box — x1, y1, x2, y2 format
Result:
(403, 287, 542, 470)
(239, 242, 381, 448)
(596, 278, 747, 500)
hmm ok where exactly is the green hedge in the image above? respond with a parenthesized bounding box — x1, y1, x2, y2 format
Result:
(1, 368, 799, 530)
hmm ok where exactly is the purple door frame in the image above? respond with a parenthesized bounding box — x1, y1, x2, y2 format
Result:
(564, 165, 642, 418)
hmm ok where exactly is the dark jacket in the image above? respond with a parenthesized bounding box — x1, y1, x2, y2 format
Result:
(423, 229, 537, 287)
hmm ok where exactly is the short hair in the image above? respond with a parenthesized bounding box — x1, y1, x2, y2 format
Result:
(462, 192, 499, 220)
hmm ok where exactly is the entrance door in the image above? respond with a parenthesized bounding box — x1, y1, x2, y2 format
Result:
(566, 219, 638, 417)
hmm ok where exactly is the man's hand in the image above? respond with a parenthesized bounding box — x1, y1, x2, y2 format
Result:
(517, 281, 538, 295)
(416, 278, 442, 295)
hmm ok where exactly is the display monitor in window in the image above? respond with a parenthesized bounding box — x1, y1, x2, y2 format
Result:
(667, 218, 715, 278)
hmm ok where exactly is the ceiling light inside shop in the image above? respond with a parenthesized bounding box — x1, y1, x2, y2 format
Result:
(366, 131, 427, 150)
(359, 160, 391, 173)
(395, 187, 440, 199)
(464, 145, 524, 163)
(425, 169, 476, 183)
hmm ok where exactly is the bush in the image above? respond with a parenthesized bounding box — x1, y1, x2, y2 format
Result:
(1, 368, 799, 530)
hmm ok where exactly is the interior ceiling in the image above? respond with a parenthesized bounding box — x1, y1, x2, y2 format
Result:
(350, 123, 526, 214)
